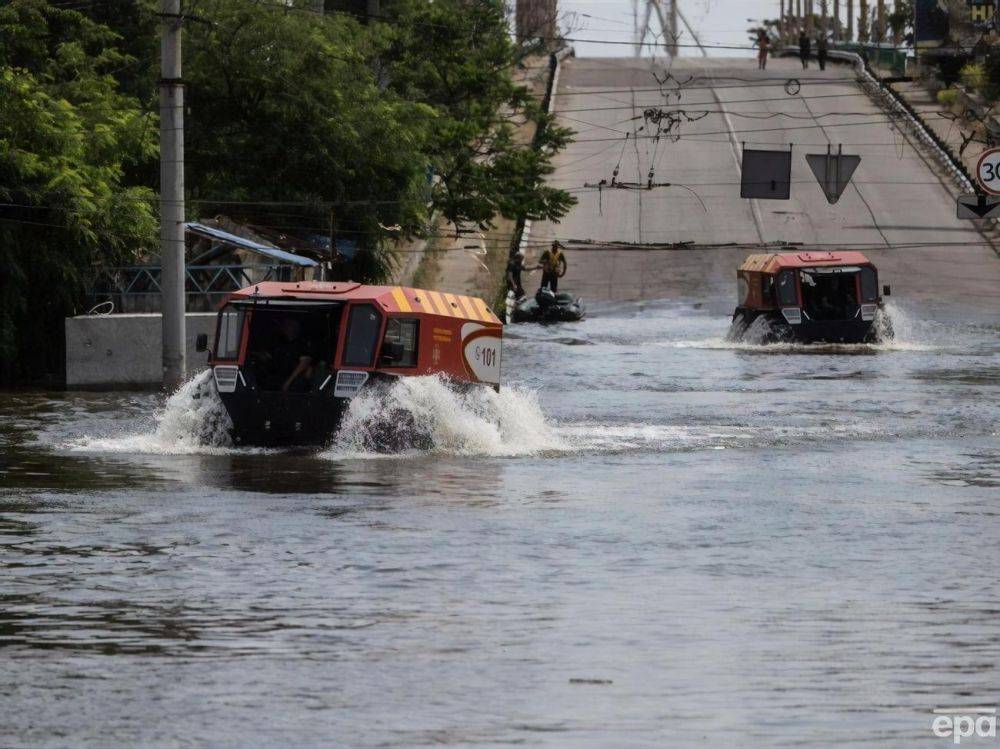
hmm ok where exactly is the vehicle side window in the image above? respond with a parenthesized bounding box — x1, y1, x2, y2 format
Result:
(342, 304, 382, 367)
(215, 307, 244, 360)
(776, 270, 798, 306)
(382, 318, 419, 367)
(859, 267, 878, 302)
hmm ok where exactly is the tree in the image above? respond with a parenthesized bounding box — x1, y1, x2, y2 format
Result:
(0, 0, 156, 382)
(887, 0, 913, 44)
(375, 0, 576, 231)
(180, 0, 438, 279)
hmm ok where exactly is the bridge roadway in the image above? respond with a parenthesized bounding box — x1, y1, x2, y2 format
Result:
(530, 57, 1000, 313)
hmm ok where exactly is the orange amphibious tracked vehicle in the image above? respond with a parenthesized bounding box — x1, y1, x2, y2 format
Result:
(730, 251, 891, 343)
(198, 282, 502, 446)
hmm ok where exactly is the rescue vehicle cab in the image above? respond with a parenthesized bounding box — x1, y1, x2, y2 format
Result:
(730, 251, 890, 343)
(198, 282, 503, 446)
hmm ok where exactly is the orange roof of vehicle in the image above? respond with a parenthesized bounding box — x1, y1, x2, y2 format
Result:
(739, 251, 874, 274)
(228, 281, 502, 325)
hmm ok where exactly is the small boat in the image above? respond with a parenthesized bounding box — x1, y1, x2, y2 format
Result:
(197, 281, 502, 446)
(510, 288, 586, 323)
(729, 251, 891, 343)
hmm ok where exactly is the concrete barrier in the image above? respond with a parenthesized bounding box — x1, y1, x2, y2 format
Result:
(65, 312, 217, 389)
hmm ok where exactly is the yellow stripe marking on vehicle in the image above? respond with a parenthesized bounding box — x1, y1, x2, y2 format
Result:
(391, 287, 412, 313)
(443, 293, 464, 317)
(427, 290, 451, 316)
(441, 294, 465, 317)
(456, 295, 480, 321)
(472, 297, 495, 323)
(406, 288, 426, 312)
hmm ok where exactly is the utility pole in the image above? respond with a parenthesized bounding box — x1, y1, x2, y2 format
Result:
(160, 0, 185, 389)
(668, 0, 678, 57)
(634, 0, 678, 58)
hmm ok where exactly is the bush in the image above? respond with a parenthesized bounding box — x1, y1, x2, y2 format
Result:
(960, 62, 987, 92)
(936, 88, 959, 106)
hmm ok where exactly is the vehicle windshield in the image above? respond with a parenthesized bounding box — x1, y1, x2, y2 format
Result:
(242, 305, 340, 392)
(799, 269, 859, 321)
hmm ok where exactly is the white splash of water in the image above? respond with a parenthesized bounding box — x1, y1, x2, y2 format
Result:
(556, 420, 892, 453)
(672, 303, 934, 353)
(68, 370, 237, 454)
(325, 375, 564, 458)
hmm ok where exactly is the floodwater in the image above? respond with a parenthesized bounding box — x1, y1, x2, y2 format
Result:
(2, 297, 999, 748)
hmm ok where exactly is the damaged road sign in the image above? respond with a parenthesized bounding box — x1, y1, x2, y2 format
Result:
(741, 146, 792, 200)
(957, 193, 1000, 219)
(806, 145, 861, 204)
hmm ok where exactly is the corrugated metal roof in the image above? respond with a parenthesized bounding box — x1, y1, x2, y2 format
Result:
(185, 222, 318, 267)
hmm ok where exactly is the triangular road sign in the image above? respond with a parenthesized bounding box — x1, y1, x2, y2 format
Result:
(957, 193, 1000, 219)
(806, 148, 861, 204)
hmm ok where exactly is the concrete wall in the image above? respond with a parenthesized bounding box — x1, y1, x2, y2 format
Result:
(65, 313, 217, 389)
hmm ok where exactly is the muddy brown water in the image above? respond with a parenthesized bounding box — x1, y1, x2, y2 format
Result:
(2, 298, 998, 747)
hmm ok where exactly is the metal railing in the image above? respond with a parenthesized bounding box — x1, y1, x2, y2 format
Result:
(87, 263, 298, 313)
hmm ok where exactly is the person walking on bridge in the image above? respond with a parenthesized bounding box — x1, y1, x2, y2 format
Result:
(817, 33, 829, 70)
(798, 31, 811, 69)
(756, 31, 770, 70)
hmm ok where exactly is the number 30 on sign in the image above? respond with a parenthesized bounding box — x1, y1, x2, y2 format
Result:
(976, 148, 1000, 196)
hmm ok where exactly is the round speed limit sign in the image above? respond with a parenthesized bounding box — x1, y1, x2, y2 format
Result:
(976, 148, 1000, 196)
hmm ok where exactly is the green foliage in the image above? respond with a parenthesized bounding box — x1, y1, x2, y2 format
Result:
(887, 0, 913, 42)
(960, 62, 987, 92)
(375, 0, 576, 229)
(0, 0, 156, 382)
(0, 0, 574, 382)
(183, 0, 435, 274)
(936, 87, 959, 106)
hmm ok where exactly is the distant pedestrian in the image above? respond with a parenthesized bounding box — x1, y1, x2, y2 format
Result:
(756, 32, 770, 70)
(817, 34, 829, 70)
(799, 31, 811, 69)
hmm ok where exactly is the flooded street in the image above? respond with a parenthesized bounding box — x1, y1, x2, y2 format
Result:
(2, 297, 999, 747)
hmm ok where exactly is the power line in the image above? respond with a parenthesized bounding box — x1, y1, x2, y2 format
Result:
(559, 115, 926, 143)
(553, 91, 885, 115)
